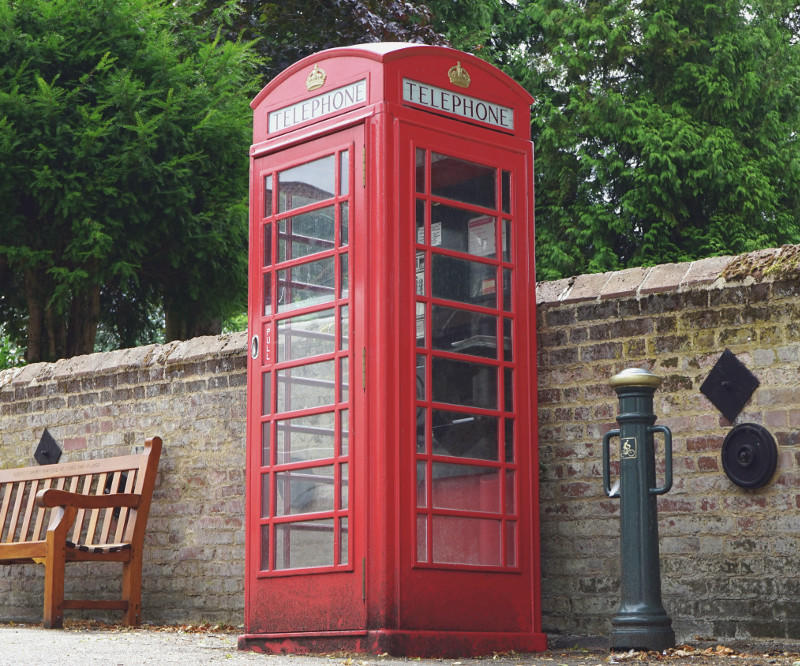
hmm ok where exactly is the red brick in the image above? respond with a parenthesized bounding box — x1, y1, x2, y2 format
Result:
(63, 437, 87, 451)
(698, 456, 719, 471)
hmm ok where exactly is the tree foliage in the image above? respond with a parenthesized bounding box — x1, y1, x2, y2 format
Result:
(502, 0, 800, 279)
(0, 0, 261, 361)
(428, 0, 800, 279)
(195, 0, 446, 81)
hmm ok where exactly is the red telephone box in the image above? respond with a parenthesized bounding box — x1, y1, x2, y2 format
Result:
(241, 43, 544, 657)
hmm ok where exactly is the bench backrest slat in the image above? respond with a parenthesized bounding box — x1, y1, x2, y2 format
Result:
(19, 479, 38, 541)
(71, 475, 93, 544)
(31, 478, 53, 541)
(114, 471, 136, 543)
(0, 484, 12, 542)
(84, 472, 107, 544)
(8, 483, 25, 542)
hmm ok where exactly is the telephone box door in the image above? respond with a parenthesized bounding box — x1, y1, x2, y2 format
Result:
(246, 125, 366, 633)
(399, 122, 538, 633)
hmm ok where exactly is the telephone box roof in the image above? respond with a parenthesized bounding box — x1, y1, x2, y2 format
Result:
(251, 43, 533, 141)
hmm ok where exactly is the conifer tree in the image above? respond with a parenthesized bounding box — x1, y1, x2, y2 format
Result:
(0, 0, 261, 361)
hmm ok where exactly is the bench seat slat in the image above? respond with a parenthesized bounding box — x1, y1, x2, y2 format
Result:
(66, 540, 131, 554)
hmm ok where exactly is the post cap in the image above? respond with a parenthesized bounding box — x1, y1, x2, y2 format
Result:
(609, 367, 662, 389)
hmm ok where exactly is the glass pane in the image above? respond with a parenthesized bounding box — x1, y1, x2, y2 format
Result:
(504, 367, 513, 412)
(274, 519, 334, 569)
(263, 224, 272, 267)
(276, 412, 335, 464)
(340, 409, 349, 456)
(278, 309, 335, 362)
(506, 521, 517, 567)
(430, 204, 496, 259)
(275, 465, 335, 516)
(503, 268, 512, 312)
(417, 462, 427, 507)
(276, 359, 336, 412)
(415, 148, 426, 193)
(262, 371, 272, 415)
(504, 318, 513, 361)
(261, 473, 270, 517)
(263, 273, 272, 316)
(416, 515, 427, 562)
(339, 150, 349, 196)
(432, 305, 497, 359)
(340, 463, 349, 509)
(416, 407, 426, 453)
(278, 206, 335, 261)
(505, 469, 516, 514)
(432, 357, 497, 409)
(416, 302, 426, 346)
(340, 253, 349, 298)
(339, 305, 349, 349)
(501, 171, 510, 214)
(261, 421, 271, 466)
(431, 153, 496, 209)
(415, 252, 425, 295)
(340, 201, 349, 246)
(277, 256, 335, 312)
(432, 463, 500, 512)
(431, 410, 498, 460)
(260, 525, 270, 570)
(339, 357, 349, 403)
(340, 517, 349, 565)
(505, 419, 514, 462)
(416, 355, 426, 400)
(502, 219, 511, 261)
(416, 199, 425, 245)
(432, 255, 496, 308)
(278, 155, 335, 213)
(432, 516, 501, 566)
(265, 175, 273, 217)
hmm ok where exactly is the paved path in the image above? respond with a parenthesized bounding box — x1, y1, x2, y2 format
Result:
(2, 625, 800, 666)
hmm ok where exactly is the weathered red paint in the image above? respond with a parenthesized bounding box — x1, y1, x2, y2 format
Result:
(243, 43, 544, 657)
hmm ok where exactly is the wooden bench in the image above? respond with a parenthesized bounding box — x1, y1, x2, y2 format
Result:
(0, 436, 162, 628)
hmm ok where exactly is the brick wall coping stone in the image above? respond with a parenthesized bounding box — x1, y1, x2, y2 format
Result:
(535, 244, 800, 306)
(2, 245, 798, 386)
(0, 332, 247, 391)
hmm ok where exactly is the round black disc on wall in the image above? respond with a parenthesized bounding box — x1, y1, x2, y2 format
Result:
(721, 423, 777, 489)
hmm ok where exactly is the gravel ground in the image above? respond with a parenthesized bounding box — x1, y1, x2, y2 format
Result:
(1, 624, 800, 666)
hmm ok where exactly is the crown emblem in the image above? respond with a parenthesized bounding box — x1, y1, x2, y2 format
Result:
(306, 64, 327, 91)
(447, 61, 471, 88)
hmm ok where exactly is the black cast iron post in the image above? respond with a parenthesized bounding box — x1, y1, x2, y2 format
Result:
(602, 368, 675, 651)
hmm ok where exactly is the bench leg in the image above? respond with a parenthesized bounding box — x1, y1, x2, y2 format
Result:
(121, 554, 142, 626)
(43, 533, 67, 628)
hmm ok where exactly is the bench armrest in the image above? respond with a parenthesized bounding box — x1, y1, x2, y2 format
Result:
(35, 488, 142, 510)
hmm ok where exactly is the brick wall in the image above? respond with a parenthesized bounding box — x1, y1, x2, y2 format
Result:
(1, 245, 799, 642)
(536, 246, 800, 642)
(0, 335, 248, 625)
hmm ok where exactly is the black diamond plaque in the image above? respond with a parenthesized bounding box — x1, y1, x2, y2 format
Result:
(700, 349, 759, 422)
(34, 428, 62, 465)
